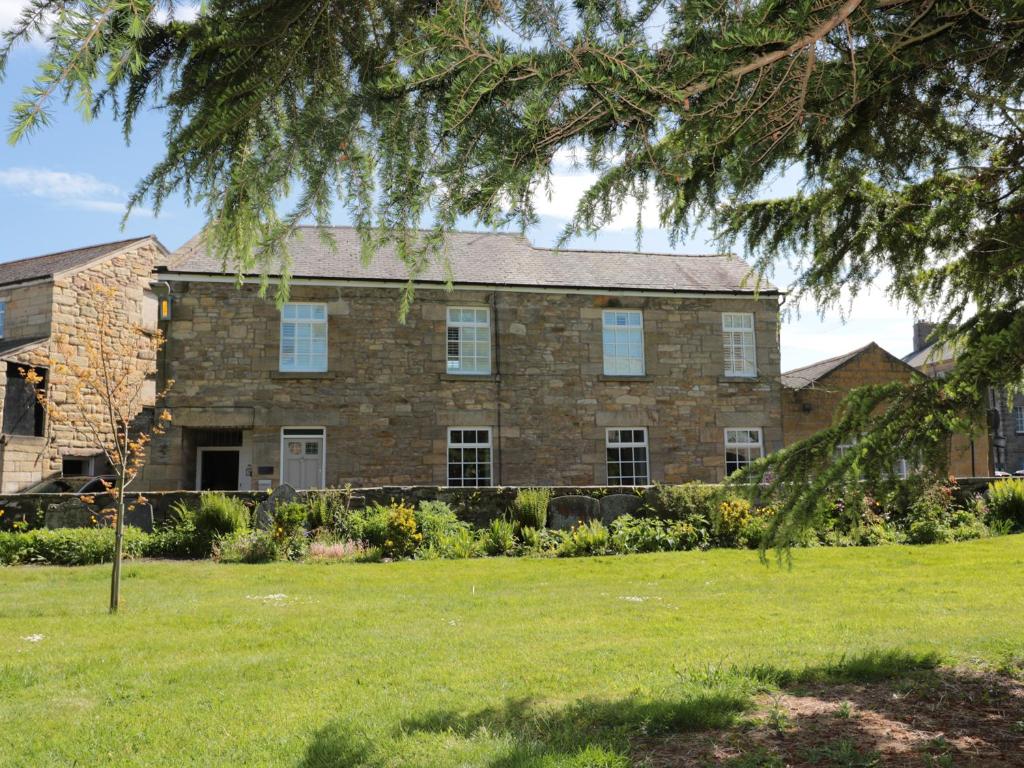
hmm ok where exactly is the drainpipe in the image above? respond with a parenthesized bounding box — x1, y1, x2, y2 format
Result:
(490, 292, 503, 485)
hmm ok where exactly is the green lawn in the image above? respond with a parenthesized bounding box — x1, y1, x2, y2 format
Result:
(2, 537, 1023, 767)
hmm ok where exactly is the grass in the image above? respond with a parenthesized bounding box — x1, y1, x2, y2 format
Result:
(1, 536, 1023, 767)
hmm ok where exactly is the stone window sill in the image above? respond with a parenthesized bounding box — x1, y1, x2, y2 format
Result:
(598, 375, 654, 382)
(270, 370, 334, 380)
(441, 373, 498, 382)
(718, 375, 762, 384)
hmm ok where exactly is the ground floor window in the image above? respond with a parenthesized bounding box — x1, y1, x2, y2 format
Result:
(724, 428, 763, 476)
(447, 428, 492, 486)
(1016, 405, 1024, 434)
(606, 428, 649, 485)
(280, 427, 326, 489)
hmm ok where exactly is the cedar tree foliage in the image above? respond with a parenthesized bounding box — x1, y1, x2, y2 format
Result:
(3, 1, 1023, 548)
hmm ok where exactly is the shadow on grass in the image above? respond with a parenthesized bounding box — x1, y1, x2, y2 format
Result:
(297, 649, 1021, 768)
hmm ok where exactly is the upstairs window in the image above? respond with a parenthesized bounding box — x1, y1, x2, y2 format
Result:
(1016, 405, 1024, 435)
(606, 428, 649, 485)
(0, 299, 6, 339)
(280, 303, 327, 372)
(602, 310, 645, 376)
(722, 312, 756, 377)
(447, 307, 491, 375)
(724, 428, 763, 476)
(447, 428, 492, 486)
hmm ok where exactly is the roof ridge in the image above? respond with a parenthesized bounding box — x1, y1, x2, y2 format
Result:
(532, 245, 731, 258)
(2, 236, 151, 268)
(292, 225, 527, 238)
(782, 342, 875, 377)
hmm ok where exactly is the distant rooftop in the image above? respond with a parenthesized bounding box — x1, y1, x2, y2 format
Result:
(161, 227, 779, 295)
(0, 237, 159, 288)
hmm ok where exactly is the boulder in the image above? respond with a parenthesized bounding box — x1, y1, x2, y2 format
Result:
(598, 493, 643, 523)
(254, 484, 298, 528)
(44, 497, 93, 529)
(548, 495, 601, 530)
(124, 502, 154, 533)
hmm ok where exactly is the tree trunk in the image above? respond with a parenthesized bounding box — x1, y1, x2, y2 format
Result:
(109, 473, 125, 614)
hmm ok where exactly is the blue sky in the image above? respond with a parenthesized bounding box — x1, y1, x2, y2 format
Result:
(0, 10, 918, 370)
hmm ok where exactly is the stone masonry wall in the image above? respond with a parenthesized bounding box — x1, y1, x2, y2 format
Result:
(0, 241, 161, 490)
(783, 344, 990, 476)
(146, 280, 782, 489)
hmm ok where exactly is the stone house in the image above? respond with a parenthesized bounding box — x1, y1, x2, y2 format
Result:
(0, 237, 165, 491)
(143, 227, 784, 490)
(783, 341, 990, 477)
(904, 321, 1013, 474)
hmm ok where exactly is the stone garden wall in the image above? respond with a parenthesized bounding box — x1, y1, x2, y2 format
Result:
(0, 485, 660, 532)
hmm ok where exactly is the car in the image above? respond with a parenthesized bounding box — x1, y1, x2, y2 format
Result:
(1014, 468, 1024, 477)
(23, 475, 115, 494)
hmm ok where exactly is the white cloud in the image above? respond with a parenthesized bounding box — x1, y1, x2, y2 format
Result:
(0, 0, 26, 29)
(534, 172, 661, 230)
(0, 167, 152, 217)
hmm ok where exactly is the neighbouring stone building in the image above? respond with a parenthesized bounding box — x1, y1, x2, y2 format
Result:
(0, 237, 165, 492)
(140, 227, 784, 490)
(782, 340, 990, 477)
(904, 321, 1017, 474)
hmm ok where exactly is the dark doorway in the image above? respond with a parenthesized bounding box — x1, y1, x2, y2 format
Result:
(3, 366, 45, 436)
(198, 450, 240, 491)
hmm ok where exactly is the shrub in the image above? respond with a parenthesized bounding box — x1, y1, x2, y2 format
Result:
(415, 501, 469, 550)
(482, 517, 517, 556)
(195, 493, 250, 539)
(906, 518, 953, 545)
(420, 527, 483, 559)
(519, 525, 562, 555)
(558, 519, 610, 557)
(987, 479, 1024, 531)
(215, 529, 279, 563)
(610, 515, 673, 554)
(350, 501, 421, 558)
(272, 502, 307, 539)
(509, 488, 550, 530)
(712, 497, 753, 547)
(306, 488, 353, 532)
(667, 519, 709, 551)
(0, 527, 148, 566)
(308, 537, 366, 562)
(653, 482, 719, 524)
(144, 519, 204, 559)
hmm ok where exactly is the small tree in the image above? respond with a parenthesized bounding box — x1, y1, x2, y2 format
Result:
(23, 284, 172, 613)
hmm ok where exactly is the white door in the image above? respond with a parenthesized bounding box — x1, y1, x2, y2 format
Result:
(281, 429, 325, 488)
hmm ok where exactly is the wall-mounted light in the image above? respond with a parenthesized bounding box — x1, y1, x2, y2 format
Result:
(159, 296, 172, 321)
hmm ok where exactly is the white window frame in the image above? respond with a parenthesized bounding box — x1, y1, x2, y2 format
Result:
(724, 428, 764, 477)
(279, 302, 328, 373)
(605, 428, 650, 485)
(602, 309, 645, 376)
(722, 312, 757, 378)
(1015, 405, 1024, 435)
(279, 427, 327, 489)
(447, 428, 493, 486)
(446, 307, 491, 375)
(0, 299, 7, 339)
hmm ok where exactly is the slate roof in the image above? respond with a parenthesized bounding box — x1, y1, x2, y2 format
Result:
(902, 340, 957, 370)
(161, 227, 778, 294)
(0, 237, 159, 288)
(0, 336, 47, 360)
(781, 343, 876, 390)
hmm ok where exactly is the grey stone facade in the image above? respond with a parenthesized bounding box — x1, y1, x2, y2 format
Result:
(144, 279, 783, 490)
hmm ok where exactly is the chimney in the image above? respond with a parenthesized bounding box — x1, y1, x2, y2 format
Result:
(913, 321, 938, 353)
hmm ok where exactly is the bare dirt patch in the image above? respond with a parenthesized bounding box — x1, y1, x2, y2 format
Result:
(635, 668, 1024, 767)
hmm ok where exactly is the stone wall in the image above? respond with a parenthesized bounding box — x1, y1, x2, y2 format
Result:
(782, 344, 990, 477)
(782, 345, 916, 446)
(0, 485, 655, 531)
(0, 240, 162, 491)
(0, 280, 53, 340)
(147, 280, 783, 489)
